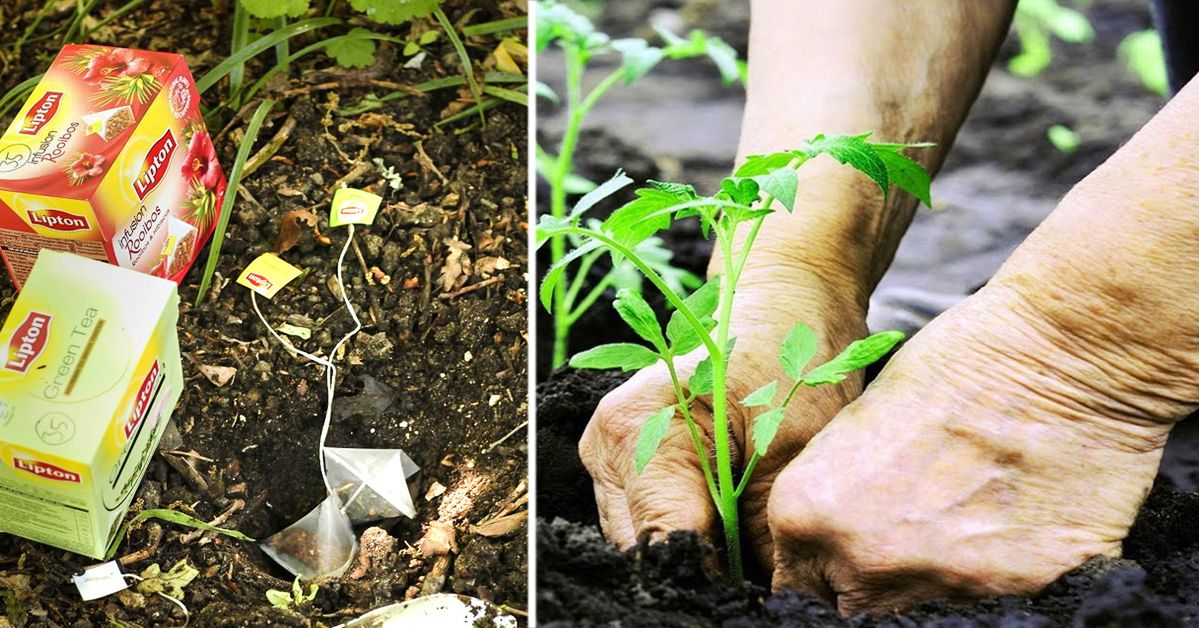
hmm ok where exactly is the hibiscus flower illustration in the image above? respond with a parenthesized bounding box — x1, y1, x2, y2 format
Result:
(183, 131, 221, 191)
(82, 49, 150, 85)
(63, 152, 106, 186)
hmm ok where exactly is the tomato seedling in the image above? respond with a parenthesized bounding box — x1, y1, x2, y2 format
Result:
(536, 0, 742, 368)
(537, 133, 933, 579)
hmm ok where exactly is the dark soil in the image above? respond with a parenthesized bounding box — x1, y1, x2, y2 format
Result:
(536, 0, 1199, 625)
(0, 1, 527, 625)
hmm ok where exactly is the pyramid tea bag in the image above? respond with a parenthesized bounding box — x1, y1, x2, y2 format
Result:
(325, 448, 419, 523)
(260, 494, 357, 579)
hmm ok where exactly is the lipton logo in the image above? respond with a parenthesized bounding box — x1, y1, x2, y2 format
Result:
(245, 273, 273, 291)
(18, 92, 63, 136)
(123, 361, 160, 439)
(339, 200, 368, 218)
(5, 311, 50, 374)
(133, 129, 177, 200)
(27, 208, 89, 232)
(13, 457, 80, 483)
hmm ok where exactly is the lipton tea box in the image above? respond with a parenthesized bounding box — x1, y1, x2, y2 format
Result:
(0, 250, 182, 558)
(0, 44, 225, 289)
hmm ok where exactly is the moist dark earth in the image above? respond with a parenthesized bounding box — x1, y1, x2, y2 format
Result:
(536, 0, 1199, 625)
(0, 1, 527, 625)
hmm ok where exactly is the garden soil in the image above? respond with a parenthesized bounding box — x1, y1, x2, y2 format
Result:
(0, 1, 528, 625)
(536, 0, 1199, 625)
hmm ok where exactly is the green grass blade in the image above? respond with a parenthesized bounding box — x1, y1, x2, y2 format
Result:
(79, 0, 150, 41)
(0, 74, 44, 124)
(195, 99, 276, 306)
(461, 16, 527, 37)
(433, 6, 485, 124)
(105, 508, 254, 561)
(482, 84, 527, 106)
(197, 17, 342, 94)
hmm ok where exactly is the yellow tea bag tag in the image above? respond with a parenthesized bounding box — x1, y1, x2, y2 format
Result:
(161, 234, 178, 259)
(329, 188, 382, 227)
(237, 253, 301, 299)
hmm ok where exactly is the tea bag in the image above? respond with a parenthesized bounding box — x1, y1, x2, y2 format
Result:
(325, 447, 419, 522)
(260, 494, 357, 579)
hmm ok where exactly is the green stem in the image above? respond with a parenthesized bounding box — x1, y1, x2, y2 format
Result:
(274, 16, 290, 73)
(563, 248, 604, 308)
(433, 6, 484, 124)
(566, 274, 615, 325)
(711, 225, 742, 579)
(735, 351, 807, 499)
(664, 358, 722, 508)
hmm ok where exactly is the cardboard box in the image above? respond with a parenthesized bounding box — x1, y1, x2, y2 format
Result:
(0, 250, 182, 558)
(0, 44, 224, 289)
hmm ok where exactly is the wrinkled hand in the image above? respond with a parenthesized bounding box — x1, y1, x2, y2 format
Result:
(579, 272, 868, 569)
(767, 284, 1172, 614)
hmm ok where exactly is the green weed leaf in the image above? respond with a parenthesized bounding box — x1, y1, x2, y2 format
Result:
(240, 0, 309, 18)
(570, 343, 660, 371)
(327, 27, 377, 68)
(349, 0, 440, 24)
(751, 407, 786, 456)
(780, 323, 819, 381)
(614, 289, 666, 351)
(603, 184, 692, 249)
(802, 331, 904, 386)
(536, 1, 597, 51)
(636, 405, 677, 473)
(611, 38, 664, 84)
(539, 239, 602, 311)
(742, 381, 778, 407)
(535, 214, 572, 248)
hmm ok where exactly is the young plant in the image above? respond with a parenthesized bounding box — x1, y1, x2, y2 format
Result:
(266, 577, 319, 610)
(1118, 29, 1168, 95)
(537, 133, 933, 579)
(536, 0, 741, 368)
(1009, 0, 1094, 78)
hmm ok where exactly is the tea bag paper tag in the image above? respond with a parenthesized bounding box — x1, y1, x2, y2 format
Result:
(237, 253, 301, 299)
(72, 561, 129, 601)
(328, 188, 381, 228)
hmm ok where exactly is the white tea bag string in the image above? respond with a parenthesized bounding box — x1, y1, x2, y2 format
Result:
(249, 223, 362, 495)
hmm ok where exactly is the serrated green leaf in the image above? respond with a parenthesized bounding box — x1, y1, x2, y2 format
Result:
(719, 178, 760, 205)
(349, 0, 440, 24)
(874, 147, 932, 207)
(636, 405, 677, 473)
(570, 343, 660, 371)
(539, 239, 602, 310)
(647, 180, 698, 199)
(702, 35, 740, 85)
(802, 331, 904, 386)
(634, 236, 703, 296)
(734, 151, 799, 178)
(240, 0, 309, 18)
(742, 381, 777, 407)
(751, 407, 786, 456)
(754, 167, 798, 211)
(666, 277, 720, 353)
(602, 185, 689, 249)
(572, 170, 633, 218)
(614, 289, 666, 351)
(611, 38, 664, 84)
(688, 356, 713, 396)
(804, 133, 889, 195)
(780, 323, 819, 380)
(327, 28, 377, 68)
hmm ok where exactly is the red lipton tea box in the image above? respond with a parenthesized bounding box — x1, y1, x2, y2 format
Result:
(0, 44, 225, 288)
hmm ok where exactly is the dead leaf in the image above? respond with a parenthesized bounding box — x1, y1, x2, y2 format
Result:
(198, 364, 236, 387)
(273, 210, 326, 254)
(438, 238, 472, 291)
(136, 560, 199, 599)
(491, 38, 528, 75)
(476, 256, 511, 277)
(425, 481, 447, 501)
(471, 511, 527, 538)
(417, 520, 457, 557)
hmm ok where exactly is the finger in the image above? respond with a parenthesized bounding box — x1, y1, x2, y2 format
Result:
(767, 451, 841, 605)
(592, 471, 635, 547)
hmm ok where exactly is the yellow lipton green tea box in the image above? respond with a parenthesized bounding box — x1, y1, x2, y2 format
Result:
(0, 250, 182, 558)
(0, 44, 225, 289)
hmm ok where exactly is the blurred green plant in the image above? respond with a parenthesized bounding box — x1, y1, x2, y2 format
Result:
(1118, 29, 1168, 95)
(1047, 124, 1080, 153)
(537, 0, 742, 368)
(1009, 0, 1094, 77)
